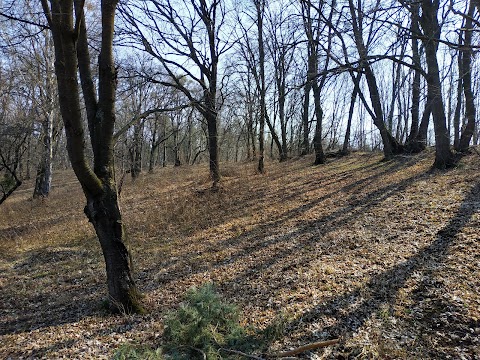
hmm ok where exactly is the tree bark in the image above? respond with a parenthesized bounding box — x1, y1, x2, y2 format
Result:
(33, 34, 57, 198)
(33, 110, 54, 197)
(453, 33, 463, 150)
(84, 182, 140, 313)
(41, 0, 142, 313)
(301, 80, 311, 156)
(407, 2, 422, 144)
(130, 120, 144, 179)
(256, 0, 266, 173)
(205, 109, 220, 183)
(342, 72, 361, 154)
(348, 0, 402, 159)
(457, 1, 476, 153)
(312, 80, 325, 164)
(419, 0, 455, 168)
(265, 113, 285, 161)
(406, 93, 432, 153)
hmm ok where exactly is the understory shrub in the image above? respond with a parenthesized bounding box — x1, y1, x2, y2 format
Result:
(113, 283, 250, 360)
(163, 283, 245, 359)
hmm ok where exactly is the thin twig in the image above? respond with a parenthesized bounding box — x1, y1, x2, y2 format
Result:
(219, 348, 266, 360)
(271, 338, 340, 357)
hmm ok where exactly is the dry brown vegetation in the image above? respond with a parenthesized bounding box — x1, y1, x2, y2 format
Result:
(1, 151, 479, 359)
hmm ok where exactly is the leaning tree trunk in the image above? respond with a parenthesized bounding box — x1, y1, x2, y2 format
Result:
(348, 0, 402, 159)
(264, 113, 284, 161)
(364, 66, 403, 157)
(342, 72, 361, 154)
(419, 0, 455, 168)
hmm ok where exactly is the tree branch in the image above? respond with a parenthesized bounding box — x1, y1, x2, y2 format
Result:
(113, 104, 191, 141)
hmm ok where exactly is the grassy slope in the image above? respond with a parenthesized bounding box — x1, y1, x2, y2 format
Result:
(0, 151, 479, 359)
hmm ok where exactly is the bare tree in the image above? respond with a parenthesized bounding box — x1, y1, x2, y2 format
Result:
(0, 123, 29, 205)
(253, 0, 267, 172)
(0, 53, 32, 204)
(37, 0, 142, 312)
(348, 0, 403, 159)
(418, 0, 455, 168)
(457, 0, 477, 152)
(265, 2, 296, 162)
(405, 1, 428, 152)
(120, 0, 232, 187)
(300, 0, 337, 164)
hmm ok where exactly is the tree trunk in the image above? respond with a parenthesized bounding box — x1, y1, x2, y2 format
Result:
(348, 0, 402, 159)
(264, 113, 285, 161)
(407, 4, 422, 144)
(84, 183, 141, 313)
(409, 94, 433, 153)
(41, 0, 142, 313)
(206, 109, 220, 184)
(275, 62, 288, 162)
(419, 0, 455, 168)
(256, 0, 266, 173)
(0, 177, 22, 206)
(34, 34, 57, 198)
(364, 66, 403, 157)
(457, 1, 476, 153)
(301, 81, 311, 156)
(130, 120, 143, 179)
(453, 34, 463, 150)
(148, 116, 158, 173)
(33, 110, 54, 198)
(312, 80, 325, 164)
(341, 73, 361, 154)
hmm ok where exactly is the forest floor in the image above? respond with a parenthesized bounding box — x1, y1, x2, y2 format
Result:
(0, 150, 479, 359)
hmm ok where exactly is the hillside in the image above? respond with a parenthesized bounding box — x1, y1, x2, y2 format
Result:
(0, 151, 479, 359)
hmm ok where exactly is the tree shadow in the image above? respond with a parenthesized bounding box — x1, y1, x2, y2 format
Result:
(270, 181, 480, 356)
(0, 246, 105, 335)
(135, 156, 477, 357)
(141, 158, 430, 294)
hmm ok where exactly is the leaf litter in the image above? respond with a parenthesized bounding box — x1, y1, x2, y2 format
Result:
(0, 150, 479, 359)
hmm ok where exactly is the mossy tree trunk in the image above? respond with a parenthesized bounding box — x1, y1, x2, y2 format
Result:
(40, 0, 142, 313)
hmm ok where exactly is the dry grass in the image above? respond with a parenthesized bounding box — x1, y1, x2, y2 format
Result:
(1, 150, 479, 359)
